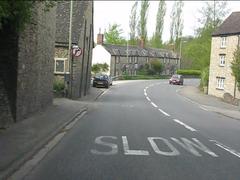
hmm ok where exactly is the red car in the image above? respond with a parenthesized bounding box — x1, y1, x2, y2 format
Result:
(169, 74, 184, 85)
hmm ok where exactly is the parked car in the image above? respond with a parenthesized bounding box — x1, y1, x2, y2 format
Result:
(93, 74, 112, 88)
(169, 74, 184, 85)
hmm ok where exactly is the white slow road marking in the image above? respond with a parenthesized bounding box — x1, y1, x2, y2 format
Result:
(199, 106, 209, 111)
(210, 140, 240, 158)
(122, 136, 150, 155)
(146, 97, 151, 101)
(173, 119, 197, 132)
(158, 109, 170, 116)
(151, 102, 158, 108)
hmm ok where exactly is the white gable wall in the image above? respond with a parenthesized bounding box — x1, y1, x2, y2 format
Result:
(92, 45, 111, 75)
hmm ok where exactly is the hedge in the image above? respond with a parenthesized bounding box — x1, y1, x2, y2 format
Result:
(176, 69, 201, 76)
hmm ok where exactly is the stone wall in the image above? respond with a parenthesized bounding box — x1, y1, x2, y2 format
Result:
(16, 3, 56, 121)
(208, 35, 240, 99)
(0, 2, 56, 126)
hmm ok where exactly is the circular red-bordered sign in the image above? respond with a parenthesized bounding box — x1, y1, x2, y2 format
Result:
(72, 48, 82, 57)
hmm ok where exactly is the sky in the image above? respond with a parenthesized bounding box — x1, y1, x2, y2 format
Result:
(94, 1, 240, 43)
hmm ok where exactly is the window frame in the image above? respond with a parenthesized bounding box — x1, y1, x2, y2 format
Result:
(220, 36, 227, 48)
(219, 54, 226, 66)
(216, 77, 225, 90)
(54, 58, 68, 74)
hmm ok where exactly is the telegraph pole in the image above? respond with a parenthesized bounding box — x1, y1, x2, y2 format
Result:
(68, 1, 73, 98)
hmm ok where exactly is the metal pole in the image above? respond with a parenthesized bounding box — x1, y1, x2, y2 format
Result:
(68, 0, 73, 98)
(179, 37, 182, 70)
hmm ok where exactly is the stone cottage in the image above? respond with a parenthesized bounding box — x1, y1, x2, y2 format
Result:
(208, 12, 240, 101)
(92, 33, 179, 77)
(54, 1, 93, 99)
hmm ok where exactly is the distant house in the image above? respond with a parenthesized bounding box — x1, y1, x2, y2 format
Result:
(92, 32, 179, 77)
(208, 12, 240, 99)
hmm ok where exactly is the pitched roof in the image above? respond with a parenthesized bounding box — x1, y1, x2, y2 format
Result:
(103, 44, 178, 59)
(55, 1, 89, 44)
(212, 12, 240, 36)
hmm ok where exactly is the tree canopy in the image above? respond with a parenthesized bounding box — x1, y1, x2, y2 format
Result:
(104, 23, 126, 45)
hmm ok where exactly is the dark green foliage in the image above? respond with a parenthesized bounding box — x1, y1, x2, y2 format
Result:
(176, 69, 201, 76)
(200, 66, 209, 87)
(231, 48, 240, 91)
(150, 59, 164, 75)
(91, 63, 109, 74)
(0, 1, 56, 31)
(53, 78, 65, 92)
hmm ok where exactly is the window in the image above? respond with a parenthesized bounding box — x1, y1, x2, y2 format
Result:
(54, 58, 67, 74)
(116, 56, 120, 64)
(220, 37, 226, 48)
(134, 57, 138, 63)
(219, 54, 226, 66)
(216, 77, 225, 90)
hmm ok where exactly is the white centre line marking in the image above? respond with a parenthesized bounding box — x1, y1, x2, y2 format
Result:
(158, 109, 170, 116)
(210, 140, 240, 158)
(151, 102, 158, 108)
(146, 97, 151, 101)
(173, 119, 197, 132)
(144, 92, 147, 96)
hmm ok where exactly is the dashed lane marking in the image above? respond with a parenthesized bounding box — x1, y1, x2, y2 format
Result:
(158, 109, 170, 116)
(151, 102, 158, 108)
(210, 140, 240, 158)
(173, 119, 197, 132)
(146, 97, 151, 101)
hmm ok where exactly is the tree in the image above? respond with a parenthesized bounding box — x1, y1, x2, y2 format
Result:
(231, 48, 240, 92)
(169, 1, 184, 50)
(151, 0, 166, 48)
(137, 0, 149, 44)
(197, 1, 229, 33)
(91, 63, 109, 75)
(150, 60, 164, 75)
(91, 64, 101, 74)
(129, 1, 138, 45)
(181, 1, 229, 71)
(0, 1, 55, 31)
(104, 23, 126, 45)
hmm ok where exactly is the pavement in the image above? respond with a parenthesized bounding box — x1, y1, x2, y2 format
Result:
(0, 87, 106, 180)
(18, 79, 240, 180)
(178, 84, 240, 120)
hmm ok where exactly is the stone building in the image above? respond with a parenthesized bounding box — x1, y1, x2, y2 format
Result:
(92, 33, 179, 77)
(54, 1, 93, 99)
(208, 12, 240, 100)
(0, 2, 56, 128)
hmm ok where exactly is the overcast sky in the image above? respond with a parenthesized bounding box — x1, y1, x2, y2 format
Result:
(94, 1, 240, 43)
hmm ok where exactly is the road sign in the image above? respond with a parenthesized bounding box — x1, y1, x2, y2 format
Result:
(72, 47, 82, 57)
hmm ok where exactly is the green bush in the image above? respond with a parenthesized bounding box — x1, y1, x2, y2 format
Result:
(200, 66, 209, 88)
(176, 69, 201, 76)
(53, 79, 65, 92)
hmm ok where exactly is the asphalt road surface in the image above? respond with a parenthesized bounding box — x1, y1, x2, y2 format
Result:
(22, 79, 240, 180)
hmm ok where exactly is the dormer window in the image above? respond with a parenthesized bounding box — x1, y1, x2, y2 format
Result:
(220, 37, 226, 48)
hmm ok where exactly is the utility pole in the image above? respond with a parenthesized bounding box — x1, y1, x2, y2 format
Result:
(179, 37, 182, 70)
(68, 1, 73, 98)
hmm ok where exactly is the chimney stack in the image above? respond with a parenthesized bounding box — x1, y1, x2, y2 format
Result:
(97, 28, 104, 45)
(139, 38, 145, 49)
